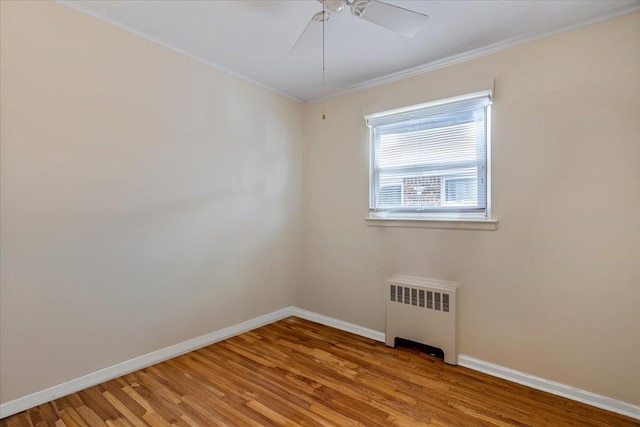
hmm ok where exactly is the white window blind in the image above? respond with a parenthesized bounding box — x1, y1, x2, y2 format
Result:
(366, 92, 491, 217)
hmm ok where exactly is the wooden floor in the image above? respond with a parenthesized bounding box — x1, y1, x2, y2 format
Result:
(2, 317, 637, 427)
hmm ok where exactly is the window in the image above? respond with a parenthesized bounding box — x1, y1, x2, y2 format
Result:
(366, 92, 491, 220)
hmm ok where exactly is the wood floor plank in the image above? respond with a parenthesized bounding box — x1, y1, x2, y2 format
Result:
(57, 407, 88, 427)
(2, 317, 638, 427)
(74, 406, 108, 427)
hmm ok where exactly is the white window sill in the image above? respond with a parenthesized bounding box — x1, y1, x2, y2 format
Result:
(364, 215, 498, 231)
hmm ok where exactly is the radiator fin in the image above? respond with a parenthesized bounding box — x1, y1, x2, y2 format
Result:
(389, 285, 453, 313)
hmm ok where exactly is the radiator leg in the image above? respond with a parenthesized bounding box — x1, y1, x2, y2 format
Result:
(385, 335, 396, 347)
(443, 351, 458, 365)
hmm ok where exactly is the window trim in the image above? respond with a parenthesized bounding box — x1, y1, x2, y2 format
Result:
(365, 91, 496, 228)
(364, 215, 498, 231)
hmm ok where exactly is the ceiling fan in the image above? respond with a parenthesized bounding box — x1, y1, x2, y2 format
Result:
(291, 0, 429, 54)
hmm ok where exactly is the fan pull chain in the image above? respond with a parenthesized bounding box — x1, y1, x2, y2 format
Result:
(322, 0, 326, 120)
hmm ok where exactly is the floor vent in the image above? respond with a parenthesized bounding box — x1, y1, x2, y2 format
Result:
(386, 275, 460, 365)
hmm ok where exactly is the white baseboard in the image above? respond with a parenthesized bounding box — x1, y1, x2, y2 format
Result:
(3, 308, 637, 422)
(288, 307, 385, 343)
(0, 307, 292, 419)
(458, 354, 640, 420)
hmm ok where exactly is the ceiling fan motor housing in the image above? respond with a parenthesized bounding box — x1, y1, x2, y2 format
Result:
(316, 0, 371, 16)
(317, 0, 346, 14)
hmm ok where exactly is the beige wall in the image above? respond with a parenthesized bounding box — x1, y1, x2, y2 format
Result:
(302, 13, 640, 405)
(2, 0, 638, 410)
(0, 1, 303, 403)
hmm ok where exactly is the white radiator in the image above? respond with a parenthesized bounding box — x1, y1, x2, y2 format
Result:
(385, 275, 460, 365)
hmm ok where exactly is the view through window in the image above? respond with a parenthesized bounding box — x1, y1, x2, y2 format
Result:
(366, 92, 491, 218)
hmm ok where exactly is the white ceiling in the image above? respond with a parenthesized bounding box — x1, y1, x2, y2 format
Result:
(59, 0, 639, 102)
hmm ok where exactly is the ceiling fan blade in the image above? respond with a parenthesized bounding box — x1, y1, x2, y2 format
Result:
(352, 0, 428, 38)
(290, 11, 339, 55)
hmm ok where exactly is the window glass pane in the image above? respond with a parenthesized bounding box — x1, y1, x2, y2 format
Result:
(368, 93, 489, 215)
(445, 176, 477, 205)
(378, 185, 402, 208)
(378, 167, 480, 209)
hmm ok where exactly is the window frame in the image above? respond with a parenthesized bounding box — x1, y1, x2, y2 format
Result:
(366, 91, 494, 226)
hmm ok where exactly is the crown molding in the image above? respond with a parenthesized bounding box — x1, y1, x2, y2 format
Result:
(55, 1, 304, 104)
(51, 1, 640, 105)
(305, 3, 640, 104)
